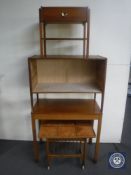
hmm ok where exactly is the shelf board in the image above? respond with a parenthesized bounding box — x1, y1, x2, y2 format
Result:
(32, 99, 102, 120)
(29, 55, 107, 60)
(33, 83, 101, 93)
(42, 38, 88, 41)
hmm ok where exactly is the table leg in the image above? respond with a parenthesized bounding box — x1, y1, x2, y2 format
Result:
(94, 118, 102, 162)
(46, 139, 51, 170)
(38, 120, 43, 143)
(89, 121, 94, 144)
(89, 138, 92, 144)
(81, 139, 87, 170)
(84, 139, 87, 163)
(32, 117, 39, 161)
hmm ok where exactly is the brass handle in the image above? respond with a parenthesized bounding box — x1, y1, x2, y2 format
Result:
(61, 12, 68, 17)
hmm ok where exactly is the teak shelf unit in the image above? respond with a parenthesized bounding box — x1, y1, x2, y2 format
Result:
(28, 55, 107, 163)
(39, 7, 90, 58)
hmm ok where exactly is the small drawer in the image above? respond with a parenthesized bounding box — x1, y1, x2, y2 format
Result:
(39, 7, 88, 23)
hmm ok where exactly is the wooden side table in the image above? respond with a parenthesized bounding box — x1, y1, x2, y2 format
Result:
(39, 120, 95, 169)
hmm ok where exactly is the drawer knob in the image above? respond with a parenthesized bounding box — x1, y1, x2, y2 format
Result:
(61, 12, 68, 17)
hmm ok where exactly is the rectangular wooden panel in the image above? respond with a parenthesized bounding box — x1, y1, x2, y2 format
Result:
(29, 59, 37, 90)
(39, 7, 88, 23)
(33, 83, 101, 93)
(76, 122, 95, 138)
(39, 121, 96, 139)
(37, 59, 96, 83)
(32, 99, 102, 118)
(96, 60, 107, 93)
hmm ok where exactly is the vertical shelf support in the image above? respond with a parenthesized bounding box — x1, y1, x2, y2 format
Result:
(39, 23, 44, 56)
(86, 9, 90, 58)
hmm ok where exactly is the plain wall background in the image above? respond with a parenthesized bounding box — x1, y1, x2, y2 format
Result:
(0, 0, 131, 142)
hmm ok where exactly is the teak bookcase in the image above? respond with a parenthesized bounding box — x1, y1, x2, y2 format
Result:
(39, 7, 90, 58)
(28, 6, 107, 169)
(28, 55, 107, 165)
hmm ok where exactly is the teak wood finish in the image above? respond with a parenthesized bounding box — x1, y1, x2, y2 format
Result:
(39, 7, 90, 58)
(39, 121, 96, 139)
(28, 55, 107, 163)
(45, 138, 87, 169)
(27, 5, 107, 168)
(28, 56, 106, 95)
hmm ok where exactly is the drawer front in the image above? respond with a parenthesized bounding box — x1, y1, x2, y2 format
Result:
(39, 7, 88, 22)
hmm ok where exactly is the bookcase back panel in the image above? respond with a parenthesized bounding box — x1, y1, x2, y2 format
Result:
(37, 60, 96, 84)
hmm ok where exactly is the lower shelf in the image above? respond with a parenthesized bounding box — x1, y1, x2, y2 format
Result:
(39, 121, 96, 139)
(33, 83, 101, 93)
(33, 99, 102, 120)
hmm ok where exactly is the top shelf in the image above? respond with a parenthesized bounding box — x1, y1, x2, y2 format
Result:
(39, 7, 90, 57)
(29, 55, 107, 60)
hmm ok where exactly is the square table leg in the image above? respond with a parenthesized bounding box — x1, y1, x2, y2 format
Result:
(94, 118, 102, 162)
(32, 117, 39, 161)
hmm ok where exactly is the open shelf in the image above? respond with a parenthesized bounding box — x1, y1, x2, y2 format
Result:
(28, 56, 107, 94)
(32, 99, 102, 120)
